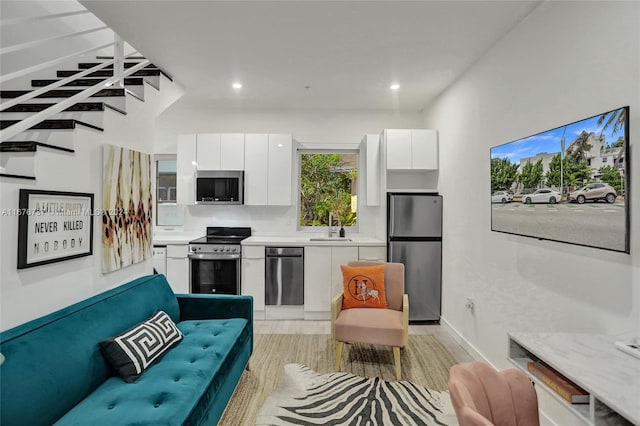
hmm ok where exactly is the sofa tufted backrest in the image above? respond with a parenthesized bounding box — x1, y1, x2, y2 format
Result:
(0, 274, 180, 426)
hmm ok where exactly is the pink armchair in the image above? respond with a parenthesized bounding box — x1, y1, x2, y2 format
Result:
(448, 362, 540, 426)
(331, 261, 408, 380)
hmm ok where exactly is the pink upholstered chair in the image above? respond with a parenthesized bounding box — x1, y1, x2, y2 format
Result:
(448, 362, 540, 426)
(331, 261, 408, 380)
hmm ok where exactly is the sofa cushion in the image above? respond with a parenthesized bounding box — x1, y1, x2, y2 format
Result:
(100, 310, 183, 383)
(55, 318, 251, 426)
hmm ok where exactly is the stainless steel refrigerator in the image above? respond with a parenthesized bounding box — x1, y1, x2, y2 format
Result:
(387, 193, 442, 322)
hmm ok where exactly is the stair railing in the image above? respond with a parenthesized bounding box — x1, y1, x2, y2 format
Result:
(0, 3, 147, 142)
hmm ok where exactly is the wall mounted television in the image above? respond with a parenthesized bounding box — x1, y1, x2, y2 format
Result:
(490, 106, 630, 254)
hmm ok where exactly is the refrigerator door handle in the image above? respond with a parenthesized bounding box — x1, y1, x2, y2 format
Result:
(389, 200, 395, 236)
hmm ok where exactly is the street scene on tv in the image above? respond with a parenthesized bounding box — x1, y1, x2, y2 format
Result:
(490, 107, 629, 253)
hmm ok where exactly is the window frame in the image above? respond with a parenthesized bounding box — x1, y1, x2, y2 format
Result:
(154, 154, 183, 228)
(296, 148, 360, 233)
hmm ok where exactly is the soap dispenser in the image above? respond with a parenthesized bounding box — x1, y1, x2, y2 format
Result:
(339, 223, 345, 238)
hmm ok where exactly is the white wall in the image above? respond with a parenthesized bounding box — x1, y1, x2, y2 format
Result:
(424, 1, 639, 423)
(155, 101, 424, 238)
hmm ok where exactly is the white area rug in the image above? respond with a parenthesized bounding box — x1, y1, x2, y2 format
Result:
(256, 363, 459, 425)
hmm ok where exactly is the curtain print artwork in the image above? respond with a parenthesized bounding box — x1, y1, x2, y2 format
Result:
(102, 145, 152, 273)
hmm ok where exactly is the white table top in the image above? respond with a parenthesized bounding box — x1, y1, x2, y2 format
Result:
(509, 332, 640, 425)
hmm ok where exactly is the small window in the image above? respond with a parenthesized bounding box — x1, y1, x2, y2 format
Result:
(155, 155, 183, 226)
(298, 151, 358, 229)
(602, 157, 608, 163)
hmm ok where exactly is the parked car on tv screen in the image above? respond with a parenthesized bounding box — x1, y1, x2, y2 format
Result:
(491, 191, 513, 203)
(521, 189, 562, 204)
(568, 183, 617, 204)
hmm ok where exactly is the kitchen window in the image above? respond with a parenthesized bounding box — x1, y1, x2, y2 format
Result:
(298, 150, 358, 230)
(155, 155, 184, 226)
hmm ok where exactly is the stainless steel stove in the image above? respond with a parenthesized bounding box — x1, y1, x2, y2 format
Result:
(188, 227, 251, 294)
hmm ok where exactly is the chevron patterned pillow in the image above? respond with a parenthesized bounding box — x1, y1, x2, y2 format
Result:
(100, 310, 183, 383)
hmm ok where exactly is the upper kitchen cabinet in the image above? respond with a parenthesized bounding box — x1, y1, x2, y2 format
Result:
(176, 134, 197, 205)
(384, 129, 438, 170)
(268, 134, 293, 205)
(361, 134, 381, 206)
(245, 133, 293, 206)
(196, 133, 245, 170)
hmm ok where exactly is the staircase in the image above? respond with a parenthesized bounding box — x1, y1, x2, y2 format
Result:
(0, 56, 176, 180)
(0, 1, 183, 181)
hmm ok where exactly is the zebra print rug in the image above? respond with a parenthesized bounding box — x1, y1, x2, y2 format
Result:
(256, 364, 458, 425)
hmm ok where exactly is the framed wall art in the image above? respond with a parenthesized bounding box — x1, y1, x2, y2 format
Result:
(102, 145, 152, 273)
(17, 189, 94, 269)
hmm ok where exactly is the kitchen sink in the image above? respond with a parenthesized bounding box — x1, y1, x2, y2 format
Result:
(309, 237, 353, 242)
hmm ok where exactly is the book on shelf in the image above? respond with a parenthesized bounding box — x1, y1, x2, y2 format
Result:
(527, 361, 589, 404)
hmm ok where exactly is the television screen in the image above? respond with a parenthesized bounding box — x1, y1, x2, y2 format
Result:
(490, 106, 630, 253)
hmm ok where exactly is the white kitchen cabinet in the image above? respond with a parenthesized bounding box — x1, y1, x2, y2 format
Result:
(152, 245, 167, 275)
(362, 134, 381, 206)
(267, 134, 293, 206)
(244, 134, 269, 205)
(176, 134, 196, 205)
(304, 246, 332, 316)
(384, 129, 438, 170)
(330, 246, 359, 300)
(304, 245, 358, 319)
(196, 133, 221, 169)
(196, 133, 244, 170)
(241, 245, 265, 318)
(166, 244, 190, 294)
(358, 245, 386, 262)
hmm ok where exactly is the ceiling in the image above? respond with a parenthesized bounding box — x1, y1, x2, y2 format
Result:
(81, 1, 541, 111)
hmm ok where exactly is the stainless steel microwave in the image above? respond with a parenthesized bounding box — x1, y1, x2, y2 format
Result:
(195, 170, 244, 205)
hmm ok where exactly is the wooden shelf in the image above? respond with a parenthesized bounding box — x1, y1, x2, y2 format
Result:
(508, 333, 639, 426)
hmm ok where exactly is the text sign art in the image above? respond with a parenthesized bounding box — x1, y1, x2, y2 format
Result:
(17, 189, 94, 269)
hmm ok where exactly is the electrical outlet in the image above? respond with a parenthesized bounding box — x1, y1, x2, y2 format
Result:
(465, 297, 474, 310)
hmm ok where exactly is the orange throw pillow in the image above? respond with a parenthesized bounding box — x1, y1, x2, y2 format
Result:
(341, 264, 387, 309)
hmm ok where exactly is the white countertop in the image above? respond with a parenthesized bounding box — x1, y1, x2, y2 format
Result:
(153, 232, 385, 247)
(242, 236, 385, 246)
(153, 231, 202, 245)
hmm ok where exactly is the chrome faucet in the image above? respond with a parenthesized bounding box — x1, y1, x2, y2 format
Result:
(328, 212, 335, 237)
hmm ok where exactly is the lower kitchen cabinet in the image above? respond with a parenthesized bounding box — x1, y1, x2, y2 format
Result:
(358, 245, 386, 262)
(166, 244, 190, 294)
(241, 245, 266, 319)
(304, 245, 358, 319)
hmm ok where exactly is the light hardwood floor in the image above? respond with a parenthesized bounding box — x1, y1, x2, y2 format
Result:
(254, 320, 474, 363)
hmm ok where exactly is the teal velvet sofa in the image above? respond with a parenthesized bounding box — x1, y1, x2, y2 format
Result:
(0, 274, 253, 426)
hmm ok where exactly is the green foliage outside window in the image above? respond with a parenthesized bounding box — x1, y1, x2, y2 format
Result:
(299, 153, 357, 227)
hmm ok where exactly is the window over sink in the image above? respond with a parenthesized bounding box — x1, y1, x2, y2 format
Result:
(298, 150, 358, 231)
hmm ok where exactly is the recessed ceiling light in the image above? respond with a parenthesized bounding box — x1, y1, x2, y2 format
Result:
(232, 82, 242, 89)
(390, 83, 400, 91)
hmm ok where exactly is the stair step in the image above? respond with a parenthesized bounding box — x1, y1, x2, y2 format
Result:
(0, 119, 103, 132)
(3, 102, 104, 113)
(0, 173, 36, 180)
(1, 102, 126, 115)
(78, 62, 157, 69)
(96, 55, 146, 60)
(57, 68, 172, 82)
(1, 88, 125, 99)
(0, 141, 74, 153)
(32, 77, 145, 87)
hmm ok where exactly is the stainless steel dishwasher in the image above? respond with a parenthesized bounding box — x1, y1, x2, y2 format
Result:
(265, 247, 304, 305)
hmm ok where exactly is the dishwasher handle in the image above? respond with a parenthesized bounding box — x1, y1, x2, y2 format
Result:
(265, 247, 304, 257)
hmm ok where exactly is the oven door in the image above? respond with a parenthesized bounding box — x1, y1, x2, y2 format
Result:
(189, 253, 240, 295)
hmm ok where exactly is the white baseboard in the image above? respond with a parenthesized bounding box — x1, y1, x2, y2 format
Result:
(439, 316, 557, 426)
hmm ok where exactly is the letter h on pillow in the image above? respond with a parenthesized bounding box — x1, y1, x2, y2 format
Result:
(340, 264, 387, 309)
